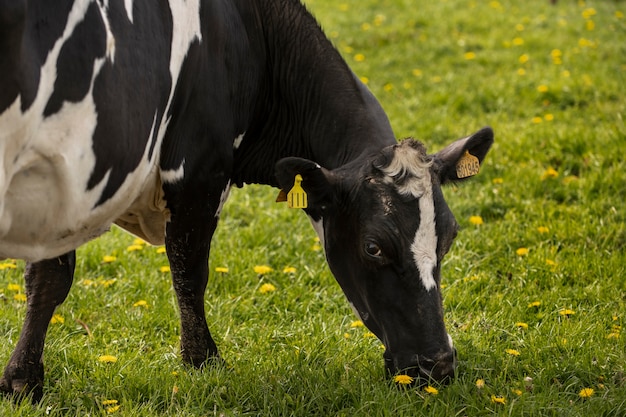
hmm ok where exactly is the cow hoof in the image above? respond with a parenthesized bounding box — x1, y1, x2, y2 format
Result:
(0, 364, 44, 403)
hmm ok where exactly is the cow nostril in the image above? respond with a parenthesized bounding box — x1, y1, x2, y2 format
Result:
(419, 351, 457, 383)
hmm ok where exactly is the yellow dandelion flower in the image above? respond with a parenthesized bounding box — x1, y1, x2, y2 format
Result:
(106, 405, 121, 414)
(98, 355, 118, 363)
(102, 255, 117, 263)
(81, 279, 95, 287)
(616, 11, 624, 19)
(254, 265, 273, 275)
(585, 20, 595, 31)
(354, 53, 365, 62)
(512, 389, 523, 396)
(359, 76, 369, 85)
(541, 167, 559, 180)
(515, 322, 529, 330)
(537, 226, 549, 234)
(491, 395, 506, 404)
(537, 85, 549, 93)
(424, 385, 439, 395)
(363, 332, 376, 338)
(516, 247, 529, 256)
(360, 22, 371, 31)
(338, 3, 349, 12)
(126, 244, 143, 252)
(102, 400, 118, 406)
(50, 314, 65, 324)
(528, 301, 541, 308)
(156, 247, 166, 254)
(544, 114, 554, 121)
(343, 332, 351, 339)
(0, 262, 17, 270)
(579, 387, 594, 398)
(412, 69, 423, 77)
(133, 238, 146, 246)
(464, 51, 476, 60)
(283, 266, 296, 274)
(259, 283, 276, 294)
(505, 348, 521, 356)
(607, 332, 620, 339)
(312, 243, 322, 251)
(469, 215, 484, 225)
(562, 70, 571, 78)
(512, 37, 524, 46)
(559, 309, 576, 316)
(492, 177, 503, 184)
(13, 293, 26, 302)
(393, 374, 414, 385)
(100, 278, 116, 288)
(545, 259, 557, 267)
(476, 378, 485, 389)
(515, 23, 524, 31)
(373, 14, 386, 26)
(532, 116, 543, 124)
(383, 83, 394, 92)
(215, 267, 229, 273)
(519, 54, 529, 64)
(582, 8, 597, 19)
(7, 283, 22, 291)
(159, 265, 171, 273)
(551, 49, 562, 58)
(133, 300, 148, 308)
(350, 320, 364, 328)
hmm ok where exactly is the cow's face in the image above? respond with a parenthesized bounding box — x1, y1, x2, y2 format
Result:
(276, 127, 493, 384)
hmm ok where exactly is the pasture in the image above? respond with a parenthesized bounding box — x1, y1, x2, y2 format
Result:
(1, 0, 625, 415)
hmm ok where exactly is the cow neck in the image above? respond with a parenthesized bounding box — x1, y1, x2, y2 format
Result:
(232, 0, 396, 188)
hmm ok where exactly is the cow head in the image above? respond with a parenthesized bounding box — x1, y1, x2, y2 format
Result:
(275, 127, 493, 384)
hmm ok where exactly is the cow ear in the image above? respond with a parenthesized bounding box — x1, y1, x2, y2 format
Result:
(432, 126, 494, 184)
(275, 157, 335, 209)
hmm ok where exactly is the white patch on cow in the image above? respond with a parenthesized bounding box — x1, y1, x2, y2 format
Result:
(96, 1, 116, 62)
(410, 181, 438, 292)
(379, 142, 433, 198)
(0, 1, 204, 260)
(123, 0, 134, 23)
(233, 132, 245, 149)
(308, 216, 325, 248)
(160, 159, 185, 184)
(447, 333, 454, 349)
(215, 181, 231, 218)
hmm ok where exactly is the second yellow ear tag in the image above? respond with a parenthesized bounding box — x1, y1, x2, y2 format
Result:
(287, 174, 308, 209)
(455, 150, 480, 179)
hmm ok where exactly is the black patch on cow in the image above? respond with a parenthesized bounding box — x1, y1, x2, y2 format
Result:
(44, 2, 105, 117)
(86, 0, 173, 206)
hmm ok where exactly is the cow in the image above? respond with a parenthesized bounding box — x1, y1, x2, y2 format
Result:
(0, 0, 493, 401)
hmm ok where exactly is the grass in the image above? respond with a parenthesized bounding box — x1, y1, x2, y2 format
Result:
(1, 0, 625, 415)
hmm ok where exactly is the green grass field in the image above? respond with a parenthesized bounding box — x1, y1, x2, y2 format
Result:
(1, 0, 625, 415)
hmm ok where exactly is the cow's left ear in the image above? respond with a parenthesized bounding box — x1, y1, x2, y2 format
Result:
(275, 157, 336, 209)
(432, 126, 494, 185)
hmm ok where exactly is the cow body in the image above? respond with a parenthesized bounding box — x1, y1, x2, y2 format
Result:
(0, 0, 493, 400)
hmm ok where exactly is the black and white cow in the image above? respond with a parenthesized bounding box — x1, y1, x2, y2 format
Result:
(0, 0, 493, 400)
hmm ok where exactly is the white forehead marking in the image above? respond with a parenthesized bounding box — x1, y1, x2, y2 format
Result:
(124, 0, 134, 23)
(379, 141, 433, 198)
(234, 132, 245, 149)
(410, 179, 438, 291)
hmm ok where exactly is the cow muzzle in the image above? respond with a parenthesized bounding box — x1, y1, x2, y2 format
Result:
(384, 347, 457, 385)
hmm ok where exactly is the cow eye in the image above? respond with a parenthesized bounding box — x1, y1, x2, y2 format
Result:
(364, 241, 383, 258)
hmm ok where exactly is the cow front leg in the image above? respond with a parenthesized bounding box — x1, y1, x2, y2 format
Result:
(165, 192, 221, 367)
(0, 251, 75, 402)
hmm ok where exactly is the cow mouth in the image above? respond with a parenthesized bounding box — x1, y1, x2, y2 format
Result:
(384, 349, 457, 386)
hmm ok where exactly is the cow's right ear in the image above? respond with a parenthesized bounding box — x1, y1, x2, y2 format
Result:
(275, 157, 335, 210)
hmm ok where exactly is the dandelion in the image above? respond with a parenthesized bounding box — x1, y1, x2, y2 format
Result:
(492, 177, 503, 184)
(156, 247, 166, 254)
(100, 278, 116, 287)
(50, 314, 65, 324)
(350, 320, 364, 328)
(607, 332, 620, 339)
(98, 355, 118, 363)
(424, 386, 439, 395)
(616, 11, 624, 19)
(512, 37, 524, 46)
(532, 116, 543, 124)
(102, 400, 118, 406)
(512, 389, 523, 396)
(579, 387, 594, 398)
(215, 267, 229, 273)
(515, 23, 524, 31)
(283, 266, 296, 274)
(354, 53, 365, 62)
(7, 283, 21, 291)
(545, 259, 557, 267)
(126, 244, 143, 252)
(544, 114, 554, 122)
(519, 54, 529, 64)
(14, 294, 26, 302)
(359, 76, 369, 85)
(469, 215, 484, 225)
(559, 309, 576, 317)
(491, 395, 506, 404)
(585, 20, 595, 31)
(516, 247, 529, 256)
(259, 283, 276, 294)
(102, 255, 117, 263)
(383, 83, 394, 92)
(133, 300, 149, 308)
(537, 226, 549, 234)
(506, 348, 521, 356)
(338, 3, 349, 12)
(254, 265, 273, 275)
(582, 8, 597, 19)
(476, 378, 485, 389)
(393, 374, 414, 385)
(159, 265, 171, 273)
(515, 322, 529, 330)
(464, 51, 476, 60)
(528, 301, 541, 308)
(537, 85, 549, 93)
(0, 262, 17, 270)
(412, 69, 423, 77)
(541, 167, 559, 180)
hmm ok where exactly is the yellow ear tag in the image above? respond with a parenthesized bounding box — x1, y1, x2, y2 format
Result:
(287, 174, 308, 209)
(455, 150, 480, 179)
